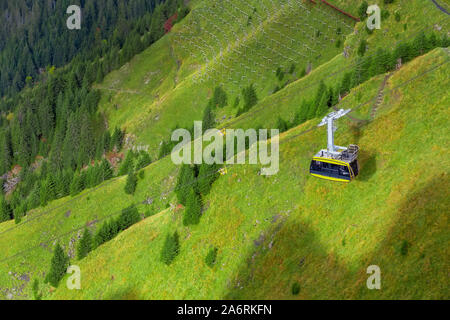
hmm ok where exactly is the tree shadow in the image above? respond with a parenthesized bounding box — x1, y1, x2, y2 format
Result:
(224, 175, 448, 299)
(103, 285, 140, 300)
(357, 151, 377, 182)
(224, 218, 352, 300)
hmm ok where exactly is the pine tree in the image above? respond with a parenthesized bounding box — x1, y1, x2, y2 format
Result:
(175, 164, 195, 205)
(117, 205, 141, 231)
(205, 247, 218, 268)
(316, 89, 329, 117)
(100, 159, 113, 181)
(183, 188, 202, 225)
(118, 150, 135, 176)
(135, 151, 151, 171)
(242, 84, 258, 112)
(45, 243, 69, 288)
(160, 231, 180, 265)
(202, 104, 215, 132)
(124, 170, 138, 195)
(77, 228, 92, 260)
(70, 173, 83, 196)
(0, 196, 12, 222)
(196, 163, 219, 196)
(276, 117, 289, 132)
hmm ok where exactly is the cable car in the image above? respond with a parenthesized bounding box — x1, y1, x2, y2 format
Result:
(309, 109, 360, 182)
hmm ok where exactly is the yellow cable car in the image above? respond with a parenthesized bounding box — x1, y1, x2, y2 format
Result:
(309, 109, 360, 182)
(310, 145, 360, 182)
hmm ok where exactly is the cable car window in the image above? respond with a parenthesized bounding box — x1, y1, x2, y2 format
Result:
(338, 165, 350, 176)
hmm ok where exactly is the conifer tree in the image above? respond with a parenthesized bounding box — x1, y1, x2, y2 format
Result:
(118, 151, 135, 176)
(196, 163, 219, 196)
(135, 151, 152, 171)
(100, 159, 113, 181)
(183, 188, 202, 226)
(70, 173, 83, 196)
(202, 105, 215, 132)
(45, 243, 69, 288)
(0, 196, 12, 222)
(316, 90, 329, 117)
(77, 228, 92, 260)
(160, 231, 180, 265)
(176, 164, 195, 205)
(117, 205, 141, 231)
(124, 170, 138, 195)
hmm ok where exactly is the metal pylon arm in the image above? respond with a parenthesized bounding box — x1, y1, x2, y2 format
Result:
(318, 109, 351, 154)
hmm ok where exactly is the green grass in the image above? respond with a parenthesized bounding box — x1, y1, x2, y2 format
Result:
(48, 48, 449, 300)
(0, 0, 448, 300)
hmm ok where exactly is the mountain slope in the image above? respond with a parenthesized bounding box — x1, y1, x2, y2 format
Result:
(0, 0, 448, 300)
(51, 48, 449, 299)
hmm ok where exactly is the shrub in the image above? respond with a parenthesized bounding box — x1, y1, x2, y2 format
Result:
(395, 12, 401, 22)
(291, 282, 301, 295)
(358, 1, 369, 20)
(205, 247, 218, 268)
(400, 240, 409, 256)
(161, 231, 180, 265)
(32, 279, 42, 300)
(358, 40, 367, 57)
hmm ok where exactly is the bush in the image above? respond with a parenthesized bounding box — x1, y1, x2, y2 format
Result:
(395, 12, 401, 22)
(32, 279, 42, 300)
(161, 231, 180, 265)
(205, 247, 218, 268)
(358, 1, 369, 20)
(358, 40, 367, 57)
(400, 240, 409, 256)
(291, 282, 301, 295)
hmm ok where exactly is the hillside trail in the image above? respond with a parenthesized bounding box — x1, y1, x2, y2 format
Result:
(333, 71, 394, 125)
(370, 72, 394, 120)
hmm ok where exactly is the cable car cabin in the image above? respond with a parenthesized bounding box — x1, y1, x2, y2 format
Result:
(310, 145, 360, 182)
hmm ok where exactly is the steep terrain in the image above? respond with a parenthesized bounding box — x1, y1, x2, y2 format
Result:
(0, 0, 448, 300)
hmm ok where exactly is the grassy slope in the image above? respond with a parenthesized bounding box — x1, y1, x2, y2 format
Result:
(51, 48, 449, 299)
(0, 0, 448, 299)
(97, 0, 356, 158)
